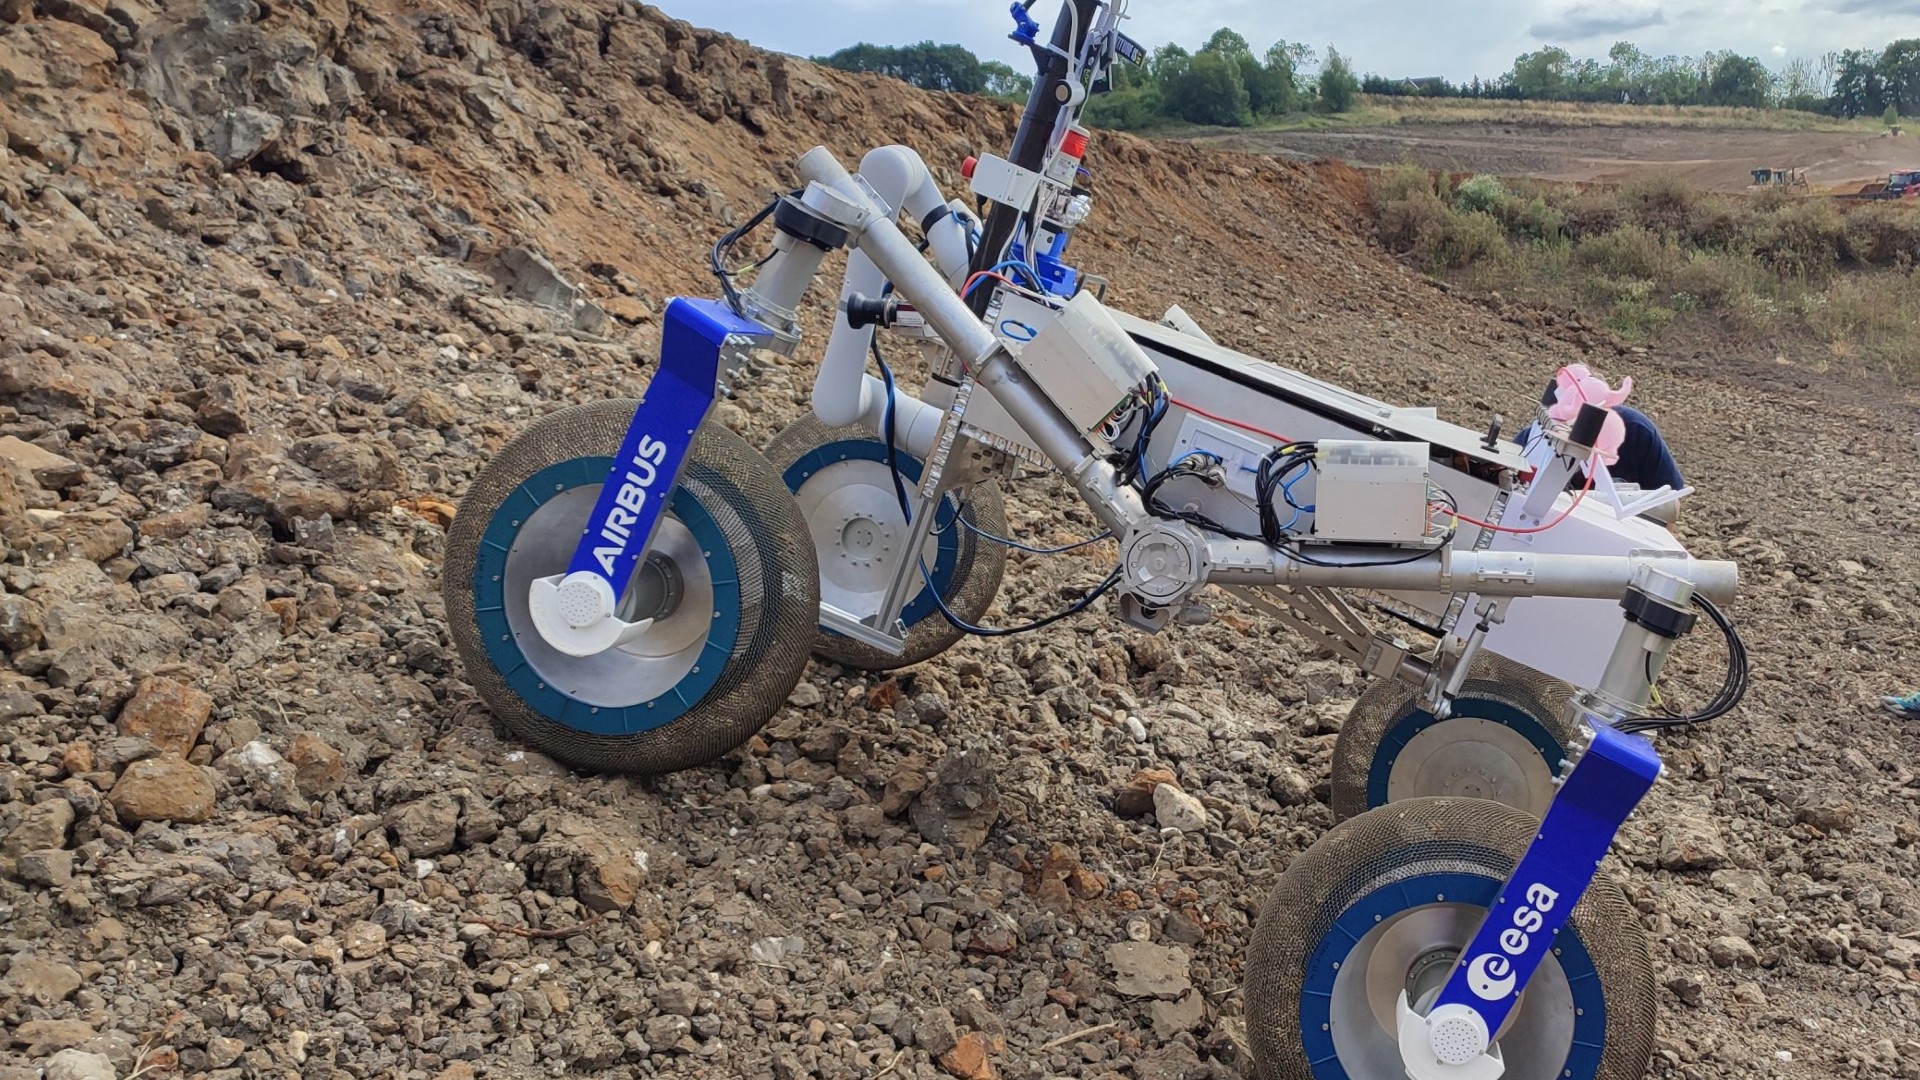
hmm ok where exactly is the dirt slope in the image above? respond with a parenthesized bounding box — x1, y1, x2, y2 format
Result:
(3, 2, 1920, 1080)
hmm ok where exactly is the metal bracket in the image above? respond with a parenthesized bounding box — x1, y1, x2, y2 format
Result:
(819, 603, 908, 656)
(1224, 585, 1382, 669)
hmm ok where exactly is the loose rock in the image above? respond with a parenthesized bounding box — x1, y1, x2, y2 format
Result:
(4, 955, 84, 1005)
(43, 1049, 114, 1080)
(1152, 783, 1208, 832)
(107, 757, 215, 824)
(1106, 941, 1193, 999)
(114, 676, 212, 757)
(1115, 768, 1178, 817)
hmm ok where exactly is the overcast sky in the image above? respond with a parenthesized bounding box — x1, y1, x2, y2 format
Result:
(655, 0, 1918, 82)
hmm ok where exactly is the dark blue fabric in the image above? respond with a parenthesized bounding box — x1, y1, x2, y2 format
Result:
(1610, 405, 1684, 491)
(1519, 405, 1684, 491)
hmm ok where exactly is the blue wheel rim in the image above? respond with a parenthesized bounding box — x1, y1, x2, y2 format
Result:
(781, 439, 960, 630)
(1298, 871, 1607, 1080)
(469, 456, 742, 737)
(1365, 700, 1566, 811)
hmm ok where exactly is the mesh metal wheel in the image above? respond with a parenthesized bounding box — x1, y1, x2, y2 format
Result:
(1245, 797, 1656, 1080)
(443, 400, 818, 775)
(1332, 652, 1579, 822)
(763, 413, 1007, 671)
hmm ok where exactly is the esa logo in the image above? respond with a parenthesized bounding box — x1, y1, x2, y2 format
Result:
(1465, 882, 1561, 1001)
(591, 436, 670, 575)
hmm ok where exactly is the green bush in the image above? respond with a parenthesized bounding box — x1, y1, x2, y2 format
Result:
(1683, 201, 1749, 251)
(1667, 251, 1757, 308)
(1363, 165, 1920, 375)
(1591, 278, 1677, 340)
(1374, 163, 1438, 204)
(1618, 174, 1697, 239)
(1810, 273, 1920, 369)
(1575, 225, 1674, 281)
(1453, 175, 1508, 216)
(1504, 195, 1568, 244)
(1562, 190, 1625, 240)
(1437, 209, 1507, 269)
(1750, 199, 1846, 279)
(1843, 203, 1920, 267)
(1378, 188, 1449, 260)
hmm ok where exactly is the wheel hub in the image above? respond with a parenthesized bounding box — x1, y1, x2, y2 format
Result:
(1334, 902, 1576, 1078)
(794, 458, 938, 616)
(1387, 717, 1557, 818)
(836, 511, 894, 568)
(502, 486, 714, 709)
(1405, 947, 1460, 1013)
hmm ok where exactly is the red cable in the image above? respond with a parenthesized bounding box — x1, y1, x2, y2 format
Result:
(1165, 395, 1294, 445)
(1437, 469, 1596, 535)
(961, 271, 1018, 298)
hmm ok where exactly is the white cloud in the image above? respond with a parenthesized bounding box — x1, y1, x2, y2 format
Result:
(1529, 3, 1667, 41)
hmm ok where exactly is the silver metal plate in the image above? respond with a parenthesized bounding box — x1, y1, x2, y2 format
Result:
(503, 487, 714, 709)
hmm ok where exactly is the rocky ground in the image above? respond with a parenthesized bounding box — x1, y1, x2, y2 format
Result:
(3, 1, 1920, 1079)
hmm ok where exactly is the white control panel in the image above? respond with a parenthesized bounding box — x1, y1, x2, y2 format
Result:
(1312, 440, 1433, 544)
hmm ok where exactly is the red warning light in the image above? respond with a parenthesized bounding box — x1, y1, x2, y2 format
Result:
(1060, 130, 1088, 159)
(961, 155, 979, 179)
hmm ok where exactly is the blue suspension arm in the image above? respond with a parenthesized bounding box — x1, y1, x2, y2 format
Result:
(566, 298, 774, 595)
(1402, 719, 1663, 1078)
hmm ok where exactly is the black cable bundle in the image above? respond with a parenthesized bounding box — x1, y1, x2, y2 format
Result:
(1619, 594, 1750, 735)
(709, 192, 789, 314)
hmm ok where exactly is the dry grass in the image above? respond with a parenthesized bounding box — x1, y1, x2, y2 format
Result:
(1369, 165, 1920, 373)
(1340, 96, 1878, 133)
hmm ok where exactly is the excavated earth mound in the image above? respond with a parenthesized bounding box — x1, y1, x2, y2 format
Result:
(3, 2, 1919, 1079)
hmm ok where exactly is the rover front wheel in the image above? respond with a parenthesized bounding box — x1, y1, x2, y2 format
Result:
(1243, 798, 1656, 1080)
(443, 401, 818, 775)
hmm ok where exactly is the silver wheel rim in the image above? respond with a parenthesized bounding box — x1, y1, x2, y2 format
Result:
(1387, 718, 1557, 817)
(1331, 903, 1577, 1079)
(503, 487, 714, 709)
(794, 458, 936, 618)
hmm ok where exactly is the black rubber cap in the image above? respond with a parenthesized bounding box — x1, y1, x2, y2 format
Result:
(1569, 402, 1608, 449)
(1620, 588, 1698, 639)
(845, 292, 899, 331)
(773, 195, 850, 251)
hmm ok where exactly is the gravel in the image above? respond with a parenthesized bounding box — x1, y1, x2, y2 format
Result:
(3, 1, 1919, 1079)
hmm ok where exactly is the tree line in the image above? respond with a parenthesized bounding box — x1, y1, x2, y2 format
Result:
(815, 33, 1920, 130)
(815, 31, 1358, 127)
(1367, 41, 1919, 120)
(813, 41, 1033, 101)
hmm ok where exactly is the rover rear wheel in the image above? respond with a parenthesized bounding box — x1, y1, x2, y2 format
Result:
(764, 414, 1007, 671)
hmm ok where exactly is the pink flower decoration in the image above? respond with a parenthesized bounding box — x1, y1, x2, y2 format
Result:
(1545, 363, 1632, 467)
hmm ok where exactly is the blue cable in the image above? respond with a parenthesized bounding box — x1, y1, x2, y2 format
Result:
(875, 348, 913, 525)
(987, 259, 1044, 288)
(1282, 469, 1315, 514)
(959, 515, 1112, 555)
